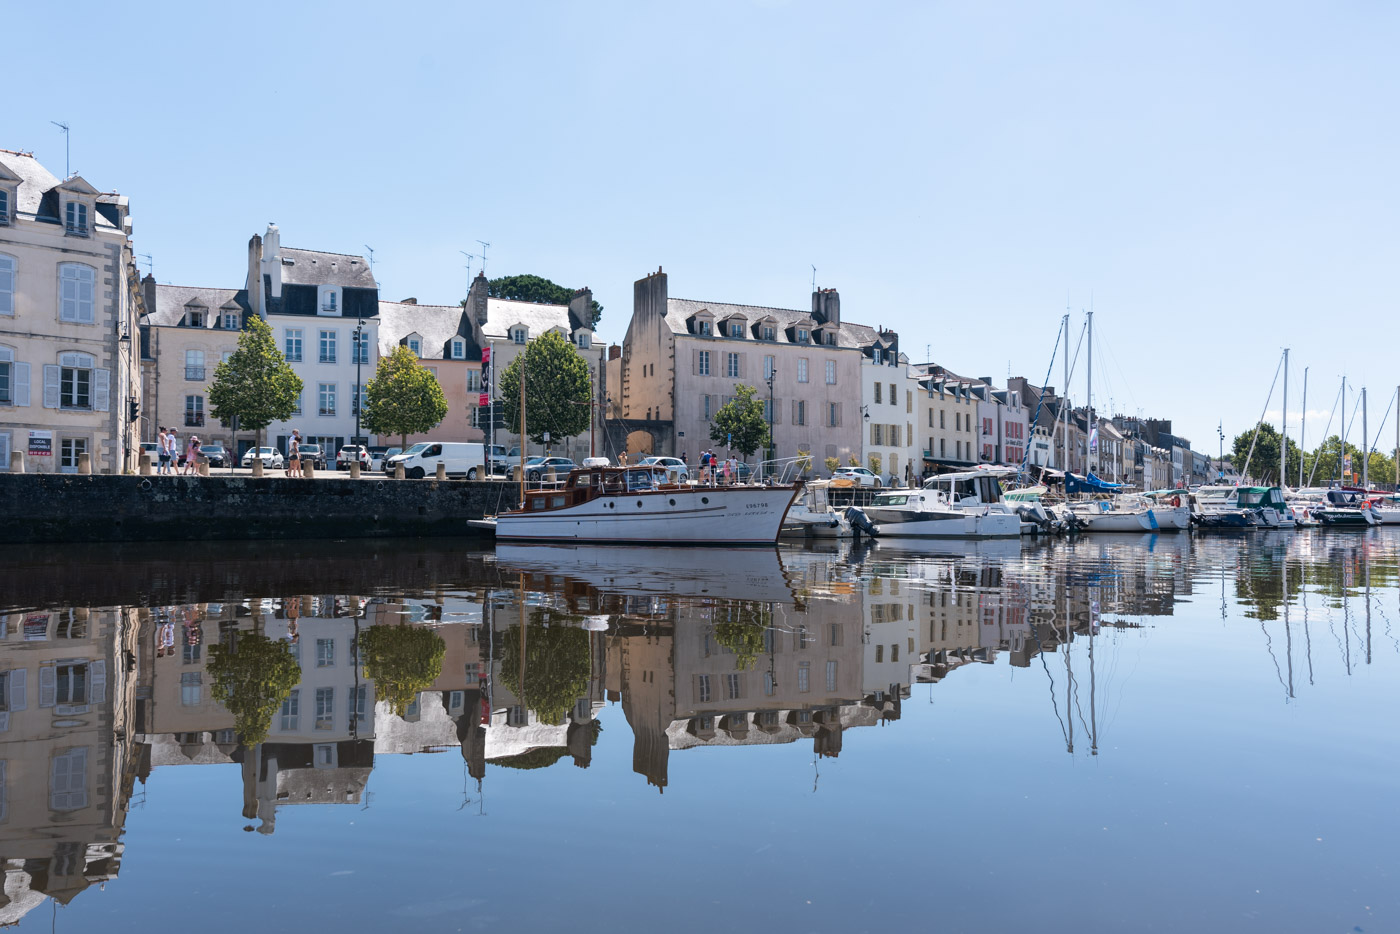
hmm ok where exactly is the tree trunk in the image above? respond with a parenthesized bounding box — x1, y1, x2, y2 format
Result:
(400, 433, 407, 451)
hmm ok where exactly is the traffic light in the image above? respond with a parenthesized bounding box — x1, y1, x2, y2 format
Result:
(128, 398, 140, 422)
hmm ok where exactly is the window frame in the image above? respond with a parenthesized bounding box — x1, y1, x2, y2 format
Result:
(285, 328, 303, 362)
(58, 264, 96, 324)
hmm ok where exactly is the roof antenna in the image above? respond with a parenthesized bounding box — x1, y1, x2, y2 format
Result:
(811, 264, 816, 294)
(138, 253, 153, 280)
(459, 251, 476, 288)
(363, 245, 376, 280)
(477, 241, 491, 277)
(50, 121, 70, 178)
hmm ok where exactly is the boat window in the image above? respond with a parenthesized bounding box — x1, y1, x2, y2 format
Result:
(531, 497, 547, 510)
(955, 479, 977, 501)
(550, 495, 566, 508)
(627, 470, 653, 491)
(873, 494, 909, 506)
(1237, 491, 1261, 505)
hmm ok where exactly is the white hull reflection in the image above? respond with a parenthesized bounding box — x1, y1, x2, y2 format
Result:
(494, 543, 799, 603)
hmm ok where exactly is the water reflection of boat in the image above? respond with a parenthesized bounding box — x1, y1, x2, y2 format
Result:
(494, 543, 800, 603)
(862, 535, 1025, 561)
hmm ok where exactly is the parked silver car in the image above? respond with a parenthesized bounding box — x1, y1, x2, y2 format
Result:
(241, 446, 285, 469)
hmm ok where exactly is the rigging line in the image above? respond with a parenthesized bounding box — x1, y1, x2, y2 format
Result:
(1242, 350, 1286, 481)
(1019, 319, 1067, 479)
(1306, 378, 1346, 487)
(1341, 386, 1363, 452)
(1363, 388, 1396, 460)
(1259, 620, 1289, 702)
(1036, 633, 1070, 747)
(1096, 317, 1141, 417)
(1044, 320, 1089, 449)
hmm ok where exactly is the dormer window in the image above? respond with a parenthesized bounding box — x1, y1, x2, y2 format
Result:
(872, 348, 883, 365)
(65, 202, 89, 235)
(512, 328, 527, 344)
(451, 339, 465, 359)
(762, 326, 775, 341)
(797, 329, 809, 343)
(576, 332, 591, 349)
(184, 308, 205, 328)
(697, 320, 712, 336)
(407, 337, 422, 356)
(221, 310, 240, 330)
(727, 321, 745, 339)
(0, 190, 8, 224)
(824, 332, 836, 345)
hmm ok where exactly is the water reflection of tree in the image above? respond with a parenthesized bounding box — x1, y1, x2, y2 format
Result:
(1234, 542, 1397, 620)
(358, 624, 446, 717)
(499, 610, 592, 725)
(712, 603, 773, 671)
(207, 634, 301, 745)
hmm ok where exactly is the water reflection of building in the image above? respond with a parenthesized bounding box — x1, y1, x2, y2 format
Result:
(0, 606, 138, 924)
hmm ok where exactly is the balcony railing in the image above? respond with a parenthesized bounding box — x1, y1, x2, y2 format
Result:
(185, 366, 205, 380)
(319, 406, 335, 417)
(319, 353, 336, 364)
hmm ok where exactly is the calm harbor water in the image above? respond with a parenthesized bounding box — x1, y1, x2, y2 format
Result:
(0, 531, 1396, 933)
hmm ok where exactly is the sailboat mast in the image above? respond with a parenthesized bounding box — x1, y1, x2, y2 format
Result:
(1299, 367, 1308, 488)
(1395, 385, 1399, 490)
(1280, 348, 1288, 487)
(1087, 310, 1094, 477)
(1062, 313, 1070, 478)
(1362, 386, 1368, 489)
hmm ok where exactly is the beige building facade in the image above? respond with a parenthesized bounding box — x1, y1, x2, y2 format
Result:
(0, 150, 143, 474)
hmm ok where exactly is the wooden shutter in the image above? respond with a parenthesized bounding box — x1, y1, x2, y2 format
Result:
(739, 353, 747, 378)
(43, 365, 61, 408)
(93, 368, 110, 411)
(13, 362, 28, 406)
(89, 660, 106, 703)
(9, 667, 25, 711)
(39, 664, 55, 707)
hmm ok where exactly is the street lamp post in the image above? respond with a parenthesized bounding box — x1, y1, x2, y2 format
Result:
(353, 321, 365, 443)
(1217, 421, 1224, 481)
(765, 364, 777, 481)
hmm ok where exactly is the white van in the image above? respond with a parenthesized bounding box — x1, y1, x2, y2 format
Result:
(386, 441, 486, 479)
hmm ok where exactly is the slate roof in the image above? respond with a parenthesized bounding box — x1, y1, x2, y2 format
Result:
(377, 300, 475, 360)
(480, 297, 573, 341)
(665, 297, 884, 350)
(0, 149, 122, 229)
(278, 247, 377, 289)
(144, 284, 251, 327)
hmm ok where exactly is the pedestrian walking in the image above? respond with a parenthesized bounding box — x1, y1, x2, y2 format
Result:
(166, 429, 179, 475)
(157, 426, 171, 474)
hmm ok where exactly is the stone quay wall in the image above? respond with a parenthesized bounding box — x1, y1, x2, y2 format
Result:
(0, 474, 516, 544)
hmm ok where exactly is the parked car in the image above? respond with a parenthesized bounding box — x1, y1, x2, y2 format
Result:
(139, 441, 161, 463)
(524, 456, 578, 481)
(298, 444, 327, 469)
(832, 466, 882, 487)
(640, 456, 690, 480)
(386, 441, 486, 479)
(242, 446, 285, 469)
(201, 442, 230, 468)
(337, 445, 371, 471)
(367, 446, 397, 471)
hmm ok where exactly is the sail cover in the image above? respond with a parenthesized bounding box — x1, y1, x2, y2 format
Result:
(1066, 472, 1123, 494)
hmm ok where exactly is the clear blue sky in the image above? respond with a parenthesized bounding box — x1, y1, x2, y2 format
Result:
(9, 1, 1397, 451)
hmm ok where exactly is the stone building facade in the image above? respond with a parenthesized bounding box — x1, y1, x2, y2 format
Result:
(0, 150, 143, 474)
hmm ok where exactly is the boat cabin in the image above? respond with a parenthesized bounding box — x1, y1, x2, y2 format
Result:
(516, 466, 676, 512)
(921, 469, 1007, 507)
(1235, 486, 1288, 511)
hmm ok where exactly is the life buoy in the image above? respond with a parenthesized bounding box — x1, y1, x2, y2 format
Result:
(1172, 495, 1181, 507)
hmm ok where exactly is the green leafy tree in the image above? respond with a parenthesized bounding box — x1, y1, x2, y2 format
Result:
(796, 448, 813, 476)
(824, 456, 840, 476)
(868, 453, 882, 476)
(363, 345, 450, 449)
(498, 611, 592, 725)
(359, 624, 446, 717)
(1300, 434, 1394, 487)
(1231, 423, 1302, 485)
(206, 316, 303, 450)
(207, 634, 301, 745)
(709, 384, 770, 458)
(487, 274, 603, 327)
(499, 330, 592, 448)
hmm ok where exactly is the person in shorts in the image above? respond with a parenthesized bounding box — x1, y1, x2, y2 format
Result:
(286, 430, 301, 477)
(157, 427, 171, 474)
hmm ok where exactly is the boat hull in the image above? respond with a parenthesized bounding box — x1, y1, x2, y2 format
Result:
(1075, 508, 1158, 532)
(494, 484, 800, 544)
(1316, 509, 1377, 528)
(864, 507, 1021, 539)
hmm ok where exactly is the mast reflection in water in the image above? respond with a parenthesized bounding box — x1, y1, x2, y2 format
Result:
(0, 530, 1397, 931)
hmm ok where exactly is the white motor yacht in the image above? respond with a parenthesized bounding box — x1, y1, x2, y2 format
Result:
(852, 469, 1022, 539)
(780, 481, 852, 539)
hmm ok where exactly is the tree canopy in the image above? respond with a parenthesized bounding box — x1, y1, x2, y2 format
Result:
(362, 345, 450, 448)
(488, 274, 602, 327)
(1231, 426, 1396, 487)
(207, 633, 302, 746)
(206, 316, 303, 448)
(498, 330, 593, 447)
(710, 384, 770, 458)
(358, 624, 447, 718)
(498, 611, 592, 726)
